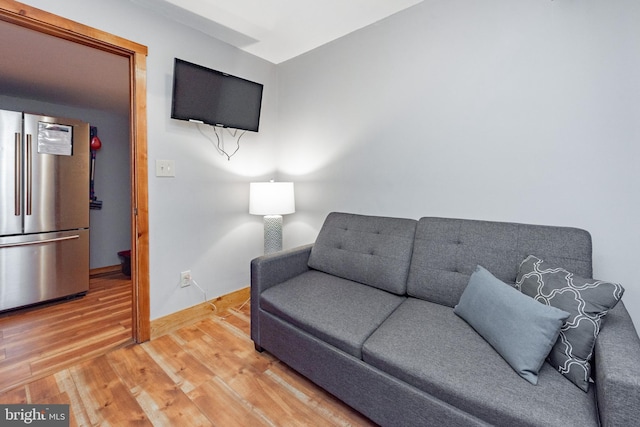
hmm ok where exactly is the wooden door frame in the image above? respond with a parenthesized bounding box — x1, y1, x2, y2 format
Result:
(0, 0, 151, 342)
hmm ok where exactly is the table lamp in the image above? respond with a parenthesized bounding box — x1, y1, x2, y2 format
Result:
(250, 181, 295, 254)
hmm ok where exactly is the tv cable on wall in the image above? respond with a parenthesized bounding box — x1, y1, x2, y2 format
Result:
(197, 124, 246, 161)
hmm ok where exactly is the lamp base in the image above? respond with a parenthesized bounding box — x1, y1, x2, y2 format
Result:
(263, 215, 283, 254)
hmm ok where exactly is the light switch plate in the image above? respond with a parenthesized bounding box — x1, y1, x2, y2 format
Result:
(156, 159, 175, 177)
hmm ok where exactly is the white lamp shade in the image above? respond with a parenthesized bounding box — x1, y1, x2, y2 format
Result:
(250, 182, 295, 215)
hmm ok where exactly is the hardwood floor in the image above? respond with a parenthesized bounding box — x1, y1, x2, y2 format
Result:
(0, 280, 376, 426)
(0, 269, 133, 394)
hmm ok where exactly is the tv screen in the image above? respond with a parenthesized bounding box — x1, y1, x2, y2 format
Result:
(171, 58, 264, 132)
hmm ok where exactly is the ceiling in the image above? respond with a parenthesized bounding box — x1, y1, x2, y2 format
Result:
(0, 1, 422, 114)
(0, 19, 130, 115)
(131, 0, 424, 64)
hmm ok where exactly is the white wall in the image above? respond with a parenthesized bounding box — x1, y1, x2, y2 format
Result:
(277, 0, 640, 329)
(19, 0, 280, 319)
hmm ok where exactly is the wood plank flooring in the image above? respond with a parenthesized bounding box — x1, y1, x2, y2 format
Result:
(0, 283, 377, 426)
(0, 269, 133, 394)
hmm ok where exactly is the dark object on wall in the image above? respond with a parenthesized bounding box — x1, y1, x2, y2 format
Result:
(117, 250, 131, 277)
(171, 58, 264, 132)
(89, 126, 103, 210)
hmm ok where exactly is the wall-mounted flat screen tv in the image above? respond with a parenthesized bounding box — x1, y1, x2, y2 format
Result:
(171, 58, 264, 132)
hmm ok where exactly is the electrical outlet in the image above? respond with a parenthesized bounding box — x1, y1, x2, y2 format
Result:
(180, 270, 191, 287)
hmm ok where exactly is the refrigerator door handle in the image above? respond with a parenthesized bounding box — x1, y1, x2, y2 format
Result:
(14, 132, 21, 216)
(0, 234, 80, 249)
(26, 133, 32, 216)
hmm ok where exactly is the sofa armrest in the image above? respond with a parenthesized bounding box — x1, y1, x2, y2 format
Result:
(594, 301, 640, 427)
(250, 244, 313, 347)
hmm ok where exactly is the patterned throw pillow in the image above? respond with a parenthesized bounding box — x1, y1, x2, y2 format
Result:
(516, 255, 625, 391)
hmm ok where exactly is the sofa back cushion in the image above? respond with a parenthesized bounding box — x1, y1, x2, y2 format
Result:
(308, 212, 417, 295)
(407, 217, 592, 307)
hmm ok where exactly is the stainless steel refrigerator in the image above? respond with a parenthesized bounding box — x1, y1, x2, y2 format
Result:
(0, 109, 90, 311)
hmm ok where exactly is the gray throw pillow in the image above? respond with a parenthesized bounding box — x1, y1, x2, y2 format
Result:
(454, 265, 570, 385)
(516, 255, 625, 392)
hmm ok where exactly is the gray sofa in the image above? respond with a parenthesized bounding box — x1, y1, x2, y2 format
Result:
(250, 212, 640, 426)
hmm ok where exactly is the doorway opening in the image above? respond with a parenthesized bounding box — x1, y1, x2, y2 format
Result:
(0, 0, 150, 342)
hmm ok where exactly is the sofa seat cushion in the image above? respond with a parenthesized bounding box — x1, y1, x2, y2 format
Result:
(362, 298, 598, 427)
(260, 270, 406, 359)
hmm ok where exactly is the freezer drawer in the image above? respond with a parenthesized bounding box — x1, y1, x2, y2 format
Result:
(0, 229, 89, 311)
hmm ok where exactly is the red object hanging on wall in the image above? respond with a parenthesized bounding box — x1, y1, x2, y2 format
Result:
(90, 135, 102, 150)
